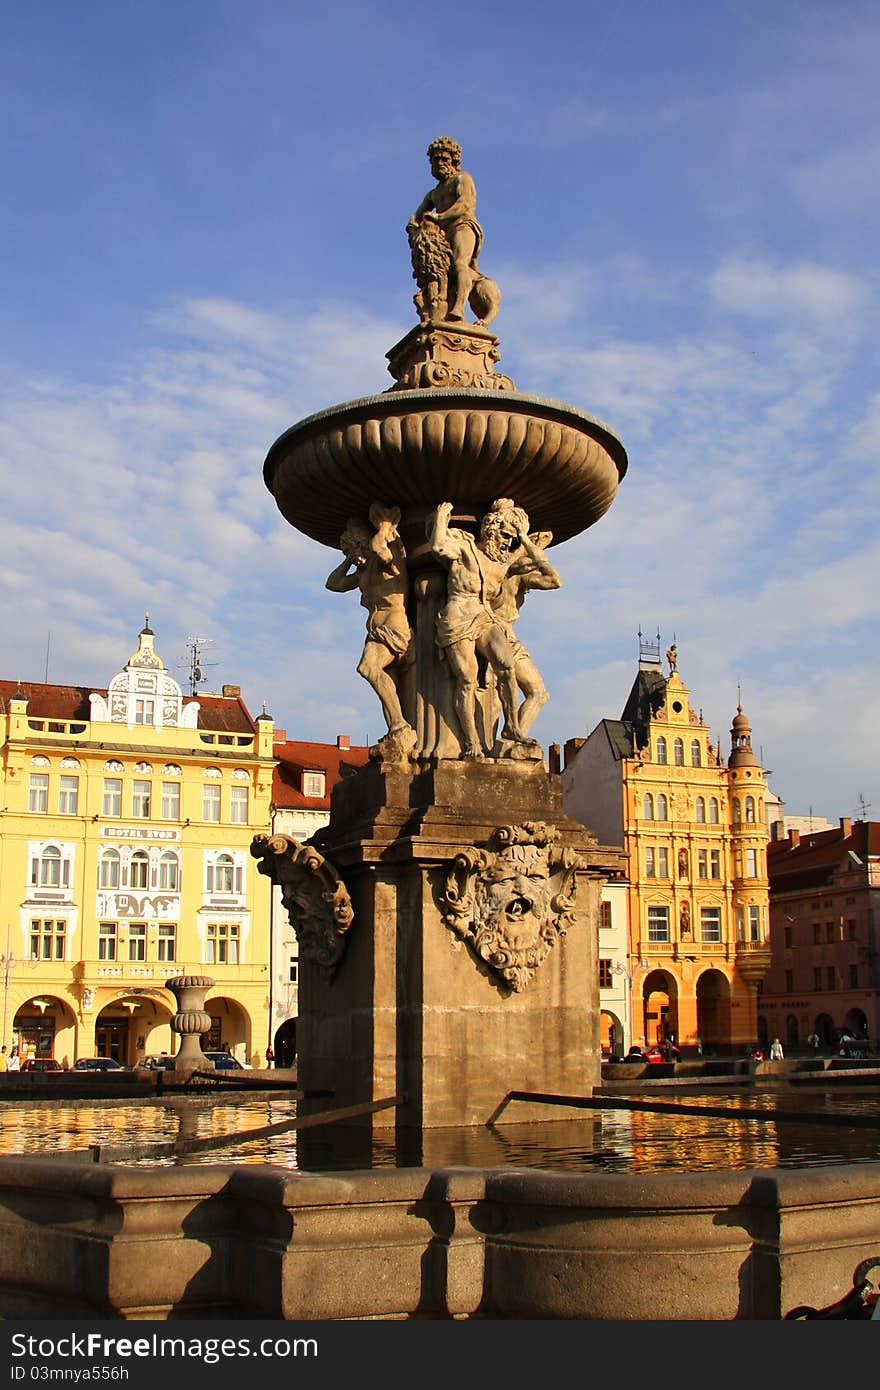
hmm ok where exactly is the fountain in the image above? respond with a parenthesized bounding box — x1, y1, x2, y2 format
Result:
(0, 139, 878, 1321)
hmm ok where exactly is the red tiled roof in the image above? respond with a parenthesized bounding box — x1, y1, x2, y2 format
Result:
(768, 820, 879, 891)
(1, 680, 257, 735)
(272, 737, 370, 810)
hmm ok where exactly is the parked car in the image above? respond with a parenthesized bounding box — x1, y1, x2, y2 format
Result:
(839, 1037, 872, 1059)
(203, 1051, 250, 1070)
(138, 1054, 175, 1071)
(22, 1058, 62, 1072)
(73, 1057, 126, 1071)
(642, 1043, 682, 1063)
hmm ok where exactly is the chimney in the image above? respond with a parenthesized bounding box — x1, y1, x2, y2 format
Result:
(790, 828, 800, 848)
(548, 742, 561, 775)
(273, 729, 287, 746)
(337, 734, 350, 750)
(222, 684, 241, 698)
(563, 736, 586, 769)
(839, 816, 852, 837)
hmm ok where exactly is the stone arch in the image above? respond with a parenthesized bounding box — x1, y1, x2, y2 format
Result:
(640, 970, 678, 1047)
(785, 1013, 800, 1048)
(205, 995, 253, 1066)
(814, 1012, 835, 1046)
(600, 1008, 625, 1058)
(94, 991, 174, 1066)
(695, 969, 732, 1052)
(844, 1007, 868, 1039)
(12, 994, 77, 1068)
(274, 1017, 297, 1069)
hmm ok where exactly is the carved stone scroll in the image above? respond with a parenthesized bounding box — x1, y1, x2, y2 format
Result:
(251, 833, 354, 974)
(440, 822, 585, 992)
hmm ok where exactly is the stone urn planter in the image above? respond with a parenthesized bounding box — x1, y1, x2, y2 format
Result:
(165, 974, 215, 1074)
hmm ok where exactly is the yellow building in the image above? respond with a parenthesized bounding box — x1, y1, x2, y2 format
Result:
(0, 621, 275, 1067)
(561, 637, 771, 1054)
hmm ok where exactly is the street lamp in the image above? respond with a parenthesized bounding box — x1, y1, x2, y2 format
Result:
(1, 924, 38, 1047)
(609, 957, 649, 1054)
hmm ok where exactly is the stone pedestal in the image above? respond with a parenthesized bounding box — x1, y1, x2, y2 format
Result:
(255, 761, 624, 1142)
(165, 974, 215, 1079)
(385, 322, 515, 393)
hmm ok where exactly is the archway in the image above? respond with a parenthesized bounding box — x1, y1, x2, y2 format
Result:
(274, 1017, 297, 1069)
(844, 1007, 868, 1039)
(785, 1014, 800, 1048)
(600, 1009, 625, 1058)
(640, 971, 677, 1048)
(95, 992, 173, 1066)
(205, 995, 253, 1065)
(757, 1014, 769, 1046)
(695, 970, 732, 1053)
(814, 1012, 834, 1047)
(13, 996, 76, 1068)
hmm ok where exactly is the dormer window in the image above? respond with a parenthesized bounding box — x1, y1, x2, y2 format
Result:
(303, 771, 326, 798)
(134, 698, 155, 725)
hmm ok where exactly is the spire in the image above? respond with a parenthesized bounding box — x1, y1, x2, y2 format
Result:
(729, 697, 759, 768)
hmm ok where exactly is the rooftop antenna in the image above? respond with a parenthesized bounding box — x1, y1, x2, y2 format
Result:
(181, 637, 217, 697)
(853, 793, 871, 821)
(44, 632, 51, 684)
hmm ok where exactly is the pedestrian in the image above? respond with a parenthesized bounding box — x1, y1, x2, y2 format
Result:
(807, 1031, 820, 1052)
(7, 1047, 20, 1072)
(265, 1045, 274, 1069)
(770, 1037, 784, 1061)
(0, 1046, 7, 1073)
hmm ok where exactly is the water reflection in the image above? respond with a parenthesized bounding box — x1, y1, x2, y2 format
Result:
(1, 1087, 879, 1173)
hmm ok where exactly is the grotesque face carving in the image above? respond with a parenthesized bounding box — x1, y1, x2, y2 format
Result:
(473, 844, 553, 960)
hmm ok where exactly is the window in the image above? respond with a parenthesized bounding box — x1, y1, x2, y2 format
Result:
(98, 922, 118, 961)
(642, 793, 654, 820)
(205, 922, 240, 964)
(645, 847, 656, 878)
(847, 919, 857, 941)
(599, 959, 613, 989)
(691, 740, 701, 767)
(745, 796, 756, 823)
(732, 798, 741, 824)
(132, 780, 151, 818)
(230, 786, 249, 824)
(158, 851, 179, 892)
(28, 773, 49, 813)
(29, 918, 65, 961)
(30, 845, 69, 889)
(749, 906, 760, 941)
(202, 784, 221, 822)
(825, 922, 835, 943)
(102, 778, 122, 817)
(656, 737, 667, 765)
(784, 926, 792, 949)
(849, 964, 859, 989)
(128, 923, 146, 962)
(709, 798, 719, 824)
(698, 849, 708, 879)
(647, 905, 670, 942)
(157, 923, 176, 963)
(58, 776, 78, 814)
(207, 853, 242, 894)
(303, 771, 326, 798)
(673, 738, 684, 766)
(812, 923, 821, 945)
(710, 850, 720, 879)
(813, 968, 822, 990)
(745, 849, 757, 878)
(288, 957, 298, 984)
(99, 849, 120, 889)
(785, 969, 793, 992)
(826, 966, 835, 990)
(600, 900, 612, 929)
(129, 850, 150, 889)
(134, 698, 154, 725)
(656, 794, 668, 821)
(701, 907, 722, 942)
(160, 782, 180, 820)
(695, 797, 706, 824)
(657, 846, 669, 878)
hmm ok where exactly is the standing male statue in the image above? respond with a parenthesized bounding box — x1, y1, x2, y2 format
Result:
(428, 498, 557, 758)
(325, 503, 416, 757)
(407, 136, 499, 327)
(491, 528, 561, 741)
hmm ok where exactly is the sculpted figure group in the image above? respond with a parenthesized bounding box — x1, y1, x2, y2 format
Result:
(327, 496, 560, 762)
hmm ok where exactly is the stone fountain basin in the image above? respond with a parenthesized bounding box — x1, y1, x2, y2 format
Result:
(263, 388, 628, 550)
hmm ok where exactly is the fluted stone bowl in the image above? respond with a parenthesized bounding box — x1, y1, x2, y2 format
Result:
(263, 389, 628, 550)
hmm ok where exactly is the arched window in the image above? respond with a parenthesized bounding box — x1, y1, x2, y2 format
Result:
(31, 844, 68, 888)
(158, 851, 179, 892)
(691, 740, 701, 767)
(99, 849, 120, 889)
(129, 850, 150, 890)
(745, 796, 756, 823)
(210, 853, 235, 893)
(656, 794, 668, 821)
(695, 796, 706, 823)
(674, 738, 684, 766)
(709, 798, 720, 824)
(732, 797, 742, 823)
(656, 737, 667, 765)
(643, 793, 654, 820)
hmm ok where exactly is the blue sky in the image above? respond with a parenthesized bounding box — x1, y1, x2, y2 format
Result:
(2, 1, 878, 821)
